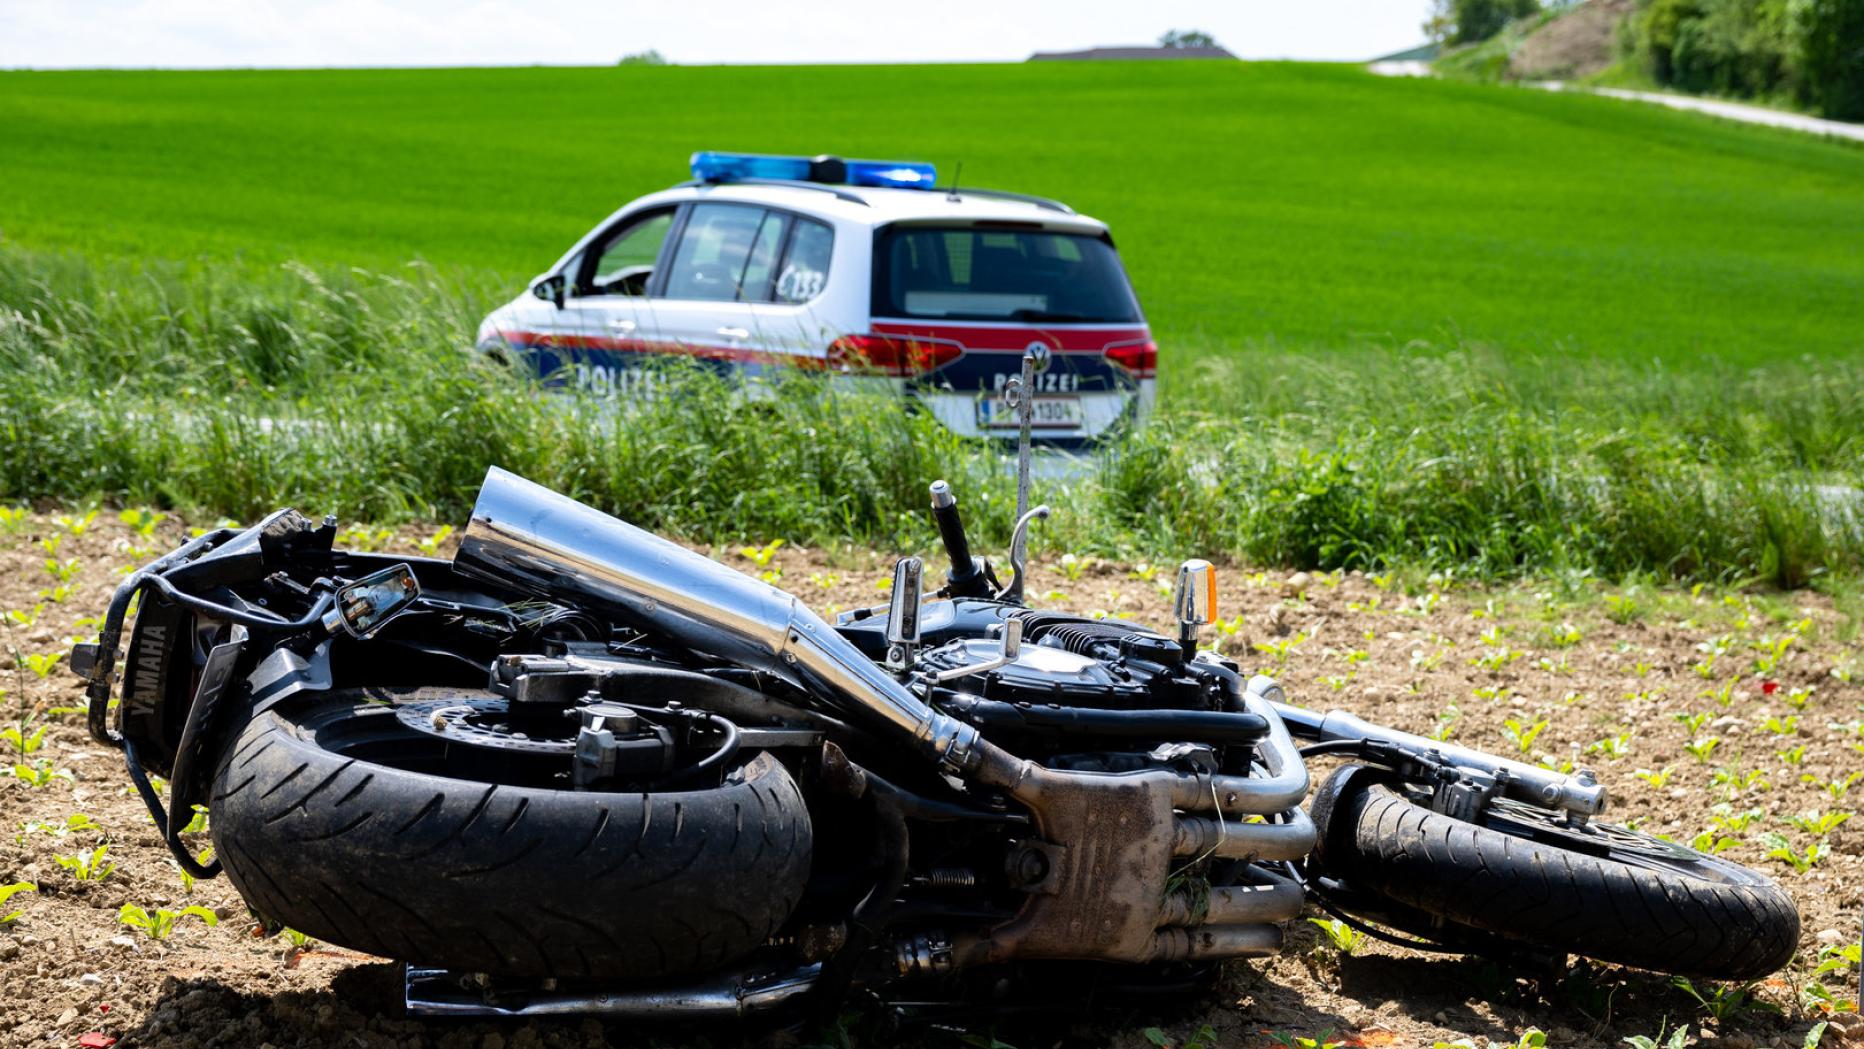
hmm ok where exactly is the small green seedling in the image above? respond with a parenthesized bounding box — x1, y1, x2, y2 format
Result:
(0, 506, 27, 534)
(1810, 941, 1860, 982)
(118, 508, 165, 539)
(1306, 917, 1364, 956)
(1470, 645, 1524, 671)
(174, 846, 215, 893)
(42, 557, 80, 584)
(55, 845, 115, 882)
(415, 524, 455, 557)
(1683, 737, 1721, 763)
(1253, 632, 1310, 667)
(345, 526, 397, 553)
(1778, 744, 1809, 766)
(118, 903, 218, 940)
(1710, 805, 1763, 833)
(1502, 717, 1550, 754)
(20, 651, 62, 680)
(1636, 767, 1674, 789)
(11, 761, 72, 787)
(1588, 732, 1634, 760)
(52, 510, 98, 536)
(1789, 810, 1850, 836)
(1689, 830, 1738, 855)
(1673, 711, 1712, 735)
(1603, 591, 1646, 625)
(1761, 714, 1800, 737)
(1429, 703, 1460, 742)
(1827, 772, 1863, 802)
(1, 724, 46, 756)
(1672, 976, 1778, 1022)
(1623, 1022, 1691, 1049)
(738, 538, 783, 568)
(0, 881, 36, 923)
(15, 812, 100, 843)
(1762, 833, 1827, 873)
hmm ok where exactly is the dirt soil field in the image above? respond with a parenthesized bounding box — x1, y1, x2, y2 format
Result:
(2, 510, 1860, 1049)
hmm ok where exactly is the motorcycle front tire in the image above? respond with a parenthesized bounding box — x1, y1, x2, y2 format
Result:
(1311, 765, 1799, 981)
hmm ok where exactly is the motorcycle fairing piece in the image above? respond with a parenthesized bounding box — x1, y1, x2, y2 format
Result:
(77, 469, 1800, 1021)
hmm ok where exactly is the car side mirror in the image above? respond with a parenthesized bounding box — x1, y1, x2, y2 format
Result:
(532, 274, 567, 309)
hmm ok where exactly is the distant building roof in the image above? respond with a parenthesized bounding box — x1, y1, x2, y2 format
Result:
(1027, 45, 1239, 62)
(1371, 42, 1441, 62)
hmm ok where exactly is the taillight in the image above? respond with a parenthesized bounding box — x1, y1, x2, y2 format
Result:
(827, 334, 962, 377)
(1105, 339, 1158, 378)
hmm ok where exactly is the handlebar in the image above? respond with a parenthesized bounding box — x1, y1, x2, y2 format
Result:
(929, 480, 990, 598)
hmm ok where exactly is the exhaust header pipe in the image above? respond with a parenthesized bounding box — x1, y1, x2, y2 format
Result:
(453, 467, 985, 771)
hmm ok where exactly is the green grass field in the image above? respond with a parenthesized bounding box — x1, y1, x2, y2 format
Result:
(0, 61, 1860, 587)
(1, 61, 1860, 364)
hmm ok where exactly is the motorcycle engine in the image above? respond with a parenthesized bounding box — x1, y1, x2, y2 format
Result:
(916, 610, 1211, 710)
(905, 608, 1240, 774)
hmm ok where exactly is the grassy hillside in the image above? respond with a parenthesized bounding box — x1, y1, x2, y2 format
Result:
(0, 62, 1859, 586)
(0, 61, 1860, 366)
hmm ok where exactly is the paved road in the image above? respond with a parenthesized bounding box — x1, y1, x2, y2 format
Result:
(1365, 62, 1864, 144)
(1539, 81, 1864, 143)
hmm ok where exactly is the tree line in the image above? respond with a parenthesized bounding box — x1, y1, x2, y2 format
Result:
(1429, 0, 1864, 119)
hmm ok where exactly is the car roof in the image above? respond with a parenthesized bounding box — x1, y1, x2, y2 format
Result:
(623, 181, 1112, 234)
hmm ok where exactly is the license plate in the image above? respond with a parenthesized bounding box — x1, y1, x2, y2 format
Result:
(977, 395, 1084, 430)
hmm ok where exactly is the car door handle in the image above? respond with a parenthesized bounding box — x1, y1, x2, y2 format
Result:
(716, 326, 750, 340)
(607, 319, 637, 332)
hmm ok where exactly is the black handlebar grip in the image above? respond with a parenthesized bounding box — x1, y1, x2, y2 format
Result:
(929, 480, 979, 585)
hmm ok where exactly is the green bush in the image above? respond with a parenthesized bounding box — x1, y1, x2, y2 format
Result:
(1628, 0, 1863, 117)
(1796, 0, 1864, 119)
(1432, 0, 1545, 45)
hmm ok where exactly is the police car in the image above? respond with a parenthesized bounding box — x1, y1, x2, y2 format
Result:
(476, 152, 1157, 445)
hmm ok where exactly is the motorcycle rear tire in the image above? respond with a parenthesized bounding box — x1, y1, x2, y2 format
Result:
(209, 687, 813, 983)
(1312, 767, 1799, 981)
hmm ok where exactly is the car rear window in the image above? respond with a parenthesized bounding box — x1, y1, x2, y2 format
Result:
(874, 226, 1141, 323)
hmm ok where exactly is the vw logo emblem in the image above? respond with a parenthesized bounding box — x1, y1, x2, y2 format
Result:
(1024, 341, 1053, 371)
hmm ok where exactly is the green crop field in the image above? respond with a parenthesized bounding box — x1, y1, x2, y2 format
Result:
(0, 61, 1860, 588)
(1, 61, 1860, 363)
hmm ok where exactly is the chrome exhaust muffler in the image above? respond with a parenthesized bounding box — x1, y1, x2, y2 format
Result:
(453, 467, 985, 771)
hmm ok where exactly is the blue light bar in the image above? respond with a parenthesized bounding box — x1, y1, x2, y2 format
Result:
(844, 159, 937, 190)
(689, 151, 937, 191)
(690, 151, 814, 183)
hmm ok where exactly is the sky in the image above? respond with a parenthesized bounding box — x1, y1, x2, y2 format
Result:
(0, 1, 1434, 69)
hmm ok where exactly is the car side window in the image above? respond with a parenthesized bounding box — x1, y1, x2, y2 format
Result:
(737, 210, 791, 303)
(580, 209, 674, 297)
(775, 218, 833, 304)
(662, 203, 767, 302)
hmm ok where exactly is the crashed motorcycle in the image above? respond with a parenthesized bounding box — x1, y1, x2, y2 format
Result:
(78, 438, 1798, 1021)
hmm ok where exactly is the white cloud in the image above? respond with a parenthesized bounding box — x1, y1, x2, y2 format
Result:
(0, 0, 1433, 68)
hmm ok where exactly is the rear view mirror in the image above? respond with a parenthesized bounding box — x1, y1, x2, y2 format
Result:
(326, 563, 421, 639)
(532, 274, 567, 309)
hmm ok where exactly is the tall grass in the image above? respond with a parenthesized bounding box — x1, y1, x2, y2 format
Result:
(0, 246, 1858, 588)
